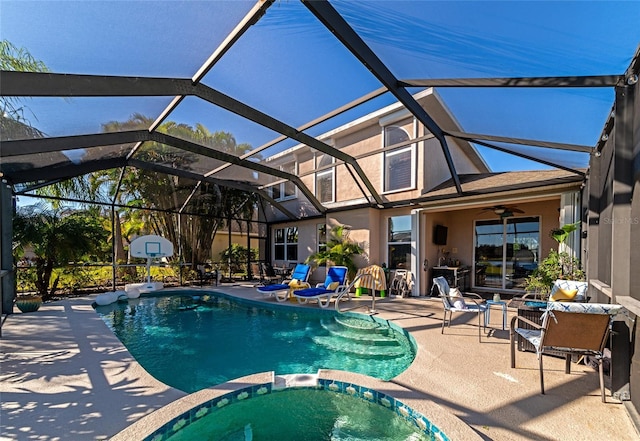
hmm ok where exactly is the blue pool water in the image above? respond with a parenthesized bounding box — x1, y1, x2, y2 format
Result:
(95, 292, 416, 393)
(164, 387, 435, 441)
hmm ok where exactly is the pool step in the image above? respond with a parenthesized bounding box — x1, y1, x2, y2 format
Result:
(320, 320, 398, 346)
(311, 336, 405, 359)
(333, 316, 387, 333)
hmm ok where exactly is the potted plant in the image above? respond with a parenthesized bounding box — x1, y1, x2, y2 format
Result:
(524, 222, 585, 299)
(15, 294, 43, 313)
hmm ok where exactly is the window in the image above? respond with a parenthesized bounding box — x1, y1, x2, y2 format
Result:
(274, 227, 298, 261)
(317, 223, 327, 254)
(315, 154, 335, 203)
(474, 217, 540, 290)
(388, 215, 411, 269)
(383, 126, 414, 192)
(271, 161, 297, 201)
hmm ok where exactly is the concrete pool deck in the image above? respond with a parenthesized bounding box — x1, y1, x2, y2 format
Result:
(1, 284, 639, 440)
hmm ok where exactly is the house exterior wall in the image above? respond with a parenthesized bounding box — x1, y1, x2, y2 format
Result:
(265, 89, 489, 211)
(265, 90, 585, 300)
(419, 199, 563, 295)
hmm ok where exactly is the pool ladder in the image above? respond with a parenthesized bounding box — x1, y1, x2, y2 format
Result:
(335, 273, 380, 315)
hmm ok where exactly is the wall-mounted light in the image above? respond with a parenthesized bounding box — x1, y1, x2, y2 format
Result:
(601, 133, 609, 142)
(627, 74, 638, 85)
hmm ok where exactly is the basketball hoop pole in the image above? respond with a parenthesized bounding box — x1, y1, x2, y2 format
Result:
(146, 256, 155, 283)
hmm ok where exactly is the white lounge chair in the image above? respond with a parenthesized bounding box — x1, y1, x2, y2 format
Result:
(257, 263, 312, 302)
(293, 266, 349, 308)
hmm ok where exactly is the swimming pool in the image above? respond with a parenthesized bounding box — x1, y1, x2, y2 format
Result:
(138, 377, 447, 441)
(94, 291, 416, 393)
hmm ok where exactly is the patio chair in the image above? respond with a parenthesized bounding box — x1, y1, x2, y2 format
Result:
(510, 301, 623, 402)
(256, 263, 312, 302)
(259, 262, 282, 285)
(431, 276, 487, 342)
(196, 264, 218, 286)
(293, 266, 349, 308)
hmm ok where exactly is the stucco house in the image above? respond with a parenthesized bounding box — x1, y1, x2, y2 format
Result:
(262, 89, 584, 295)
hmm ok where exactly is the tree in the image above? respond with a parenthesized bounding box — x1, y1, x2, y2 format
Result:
(0, 40, 49, 140)
(13, 204, 109, 301)
(36, 113, 260, 271)
(305, 225, 364, 281)
(103, 114, 258, 268)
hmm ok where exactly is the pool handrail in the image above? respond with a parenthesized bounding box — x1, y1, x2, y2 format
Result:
(335, 273, 380, 314)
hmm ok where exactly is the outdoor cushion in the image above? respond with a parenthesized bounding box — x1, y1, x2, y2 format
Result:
(549, 287, 578, 302)
(294, 287, 332, 297)
(550, 280, 588, 301)
(449, 287, 467, 309)
(289, 264, 311, 281)
(322, 266, 348, 287)
(257, 283, 290, 292)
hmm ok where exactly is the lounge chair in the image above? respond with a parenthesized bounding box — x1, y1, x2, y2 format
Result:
(256, 263, 312, 302)
(293, 266, 349, 308)
(431, 276, 486, 342)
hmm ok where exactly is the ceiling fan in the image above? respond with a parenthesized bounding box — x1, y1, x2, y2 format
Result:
(481, 205, 524, 218)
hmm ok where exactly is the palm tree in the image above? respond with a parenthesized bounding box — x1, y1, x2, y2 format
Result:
(0, 40, 49, 141)
(305, 225, 364, 281)
(13, 204, 109, 301)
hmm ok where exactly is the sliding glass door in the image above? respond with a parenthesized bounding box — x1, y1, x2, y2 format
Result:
(474, 217, 540, 290)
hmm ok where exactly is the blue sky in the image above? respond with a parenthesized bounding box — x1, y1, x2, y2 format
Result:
(2, 0, 639, 172)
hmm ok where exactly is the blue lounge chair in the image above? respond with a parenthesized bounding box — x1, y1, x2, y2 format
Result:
(293, 266, 349, 308)
(257, 263, 312, 302)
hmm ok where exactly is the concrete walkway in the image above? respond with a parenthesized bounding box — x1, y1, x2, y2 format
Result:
(1, 285, 638, 440)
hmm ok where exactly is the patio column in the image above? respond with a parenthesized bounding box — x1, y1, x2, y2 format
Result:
(610, 78, 638, 404)
(0, 180, 16, 316)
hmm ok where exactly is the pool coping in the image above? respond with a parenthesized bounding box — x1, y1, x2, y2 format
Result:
(110, 370, 481, 441)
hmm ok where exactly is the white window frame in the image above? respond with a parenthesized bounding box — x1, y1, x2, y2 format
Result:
(473, 216, 541, 290)
(317, 223, 327, 254)
(315, 153, 335, 204)
(387, 214, 412, 270)
(382, 125, 416, 194)
(272, 161, 297, 202)
(274, 226, 298, 262)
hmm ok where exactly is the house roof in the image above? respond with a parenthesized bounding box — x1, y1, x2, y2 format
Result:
(417, 170, 585, 207)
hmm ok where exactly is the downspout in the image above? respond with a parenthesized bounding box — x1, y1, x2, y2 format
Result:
(178, 213, 183, 286)
(111, 204, 116, 291)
